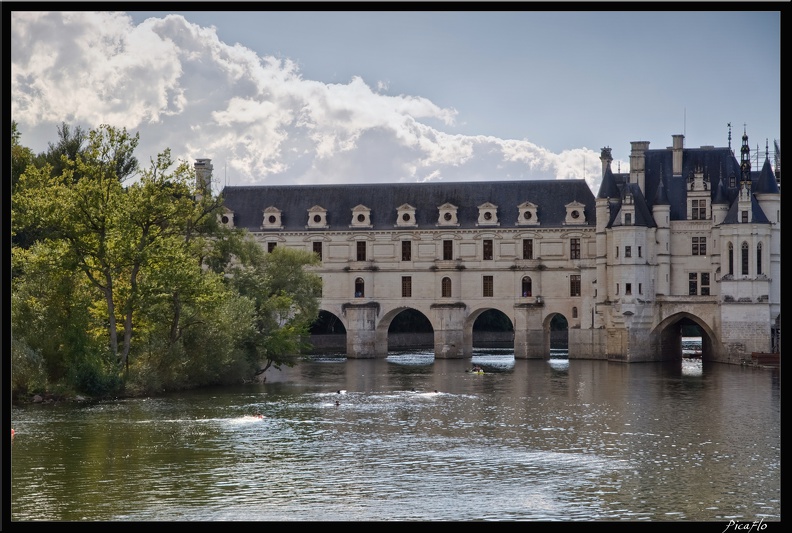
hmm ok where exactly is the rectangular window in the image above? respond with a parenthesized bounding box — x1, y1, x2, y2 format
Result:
(625, 212, 632, 225)
(401, 240, 411, 261)
(268, 242, 277, 253)
(694, 199, 707, 220)
(741, 211, 748, 223)
(570, 238, 580, 259)
(357, 241, 366, 261)
(522, 239, 533, 260)
(313, 241, 323, 261)
(616, 246, 619, 258)
(625, 283, 632, 295)
(701, 272, 710, 296)
(639, 283, 643, 294)
(638, 246, 642, 258)
(692, 237, 706, 256)
(402, 276, 412, 298)
(443, 240, 453, 260)
(483, 275, 494, 297)
(570, 274, 581, 297)
(625, 246, 632, 258)
(483, 239, 493, 260)
(616, 283, 619, 295)
(689, 272, 698, 295)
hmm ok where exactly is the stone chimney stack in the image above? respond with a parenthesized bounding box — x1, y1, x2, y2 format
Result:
(194, 159, 213, 197)
(672, 134, 684, 176)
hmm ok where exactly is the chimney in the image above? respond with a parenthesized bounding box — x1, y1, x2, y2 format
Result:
(600, 146, 613, 177)
(194, 159, 213, 197)
(672, 134, 684, 176)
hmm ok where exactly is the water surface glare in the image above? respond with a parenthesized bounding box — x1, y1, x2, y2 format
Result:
(10, 353, 781, 521)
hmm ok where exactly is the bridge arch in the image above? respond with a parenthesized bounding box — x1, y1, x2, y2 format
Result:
(375, 306, 434, 354)
(651, 312, 718, 361)
(544, 312, 569, 356)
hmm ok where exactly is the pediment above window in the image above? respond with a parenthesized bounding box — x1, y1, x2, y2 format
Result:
(262, 206, 283, 229)
(351, 204, 372, 228)
(477, 202, 499, 226)
(307, 205, 328, 229)
(564, 201, 587, 225)
(396, 203, 417, 227)
(517, 201, 539, 226)
(437, 202, 459, 226)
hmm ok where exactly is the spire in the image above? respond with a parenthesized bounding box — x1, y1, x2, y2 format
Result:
(753, 156, 780, 194)
(597, 161, 620, 199)
(740, 127, 751, 188)
(652, 168, 670, 205)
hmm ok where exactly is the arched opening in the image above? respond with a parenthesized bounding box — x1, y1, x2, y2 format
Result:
(386, 308, 433, 352)
(472, 309, 514, 349)
(549, 314, 568, 357)
(309, 310, 346, 354)
(654, 313, 716, 363)
(354, 278, 365, 298)
(521, 276, 532, 297)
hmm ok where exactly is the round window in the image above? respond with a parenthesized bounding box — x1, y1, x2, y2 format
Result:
(402, 213, 411, 222)
(314, 214, 322, 223)
(221, 215, 229, 224)
(268, 215, 277, 224)
(444, 212, 452, 221)
(484, 212, 492, 220)
(523, 211, 532, 220)
(357, 214, 366, 222)
(571, 210, 580, 219)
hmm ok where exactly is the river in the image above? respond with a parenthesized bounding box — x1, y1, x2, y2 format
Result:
(9, 351, 781, 522)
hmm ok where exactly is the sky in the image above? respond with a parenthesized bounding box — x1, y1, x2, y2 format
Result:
(9, 9, 781, 196)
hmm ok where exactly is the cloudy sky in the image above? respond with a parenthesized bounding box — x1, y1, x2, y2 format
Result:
(10, 9, 781, 195)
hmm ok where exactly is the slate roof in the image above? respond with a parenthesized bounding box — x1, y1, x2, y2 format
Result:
(601, 144, 777, 227)
(221, 179, 596, 232)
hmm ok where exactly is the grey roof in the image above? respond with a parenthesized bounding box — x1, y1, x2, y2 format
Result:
(221, 179, 596, 231)
(599, 142, 778, 227)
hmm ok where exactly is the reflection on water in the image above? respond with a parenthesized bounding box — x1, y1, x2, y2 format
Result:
(11, 351, 780, 522)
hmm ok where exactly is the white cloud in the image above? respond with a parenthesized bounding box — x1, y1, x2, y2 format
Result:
(11, 11, 611, 194)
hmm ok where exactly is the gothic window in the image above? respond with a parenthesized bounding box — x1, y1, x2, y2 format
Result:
(741, 242, 749, 275)
(483, 276, 494, 297)
(357, 241, 367, 261)
(728, 242, 734, 275)
(757, 243, 763, 275)
(521, 276, 532, 297)
(442, 277, 452, 298)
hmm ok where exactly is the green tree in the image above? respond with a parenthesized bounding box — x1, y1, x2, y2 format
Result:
(228, 246, 322, 374)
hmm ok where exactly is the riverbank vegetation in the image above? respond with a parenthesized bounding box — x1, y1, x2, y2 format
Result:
(11, 122, 321, 402)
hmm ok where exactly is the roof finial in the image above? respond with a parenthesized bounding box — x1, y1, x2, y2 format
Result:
(727, 122, 732, 152)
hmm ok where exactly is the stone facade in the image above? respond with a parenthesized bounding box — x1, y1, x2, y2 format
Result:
(216, 132, 781, 364)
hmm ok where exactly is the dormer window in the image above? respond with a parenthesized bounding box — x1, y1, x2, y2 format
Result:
(564, 201, 587, 225)
(261, 206, 283, 229)
(351, 205, 372, 228)
(396, 203, 417, 227)
(218, 207, 234, 228)
(477, 202, 499, 226)
(437, 203, 459, 226)
(307, 205, 328, 229)
(517, 201, 539, 226)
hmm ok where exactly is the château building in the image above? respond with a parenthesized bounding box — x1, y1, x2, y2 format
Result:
(209, 131, 781, 364)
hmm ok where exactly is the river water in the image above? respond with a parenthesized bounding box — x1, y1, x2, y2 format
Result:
(9, 351, 781, 522)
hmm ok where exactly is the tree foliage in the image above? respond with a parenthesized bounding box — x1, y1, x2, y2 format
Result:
(11, 123, 322, 398)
